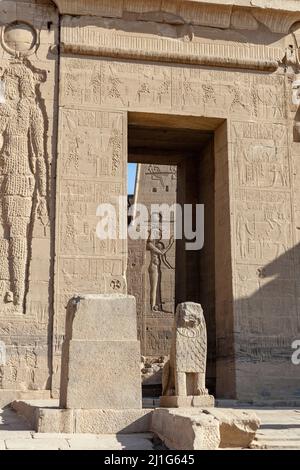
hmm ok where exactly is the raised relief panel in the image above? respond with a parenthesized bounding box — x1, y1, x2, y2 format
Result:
(0, 59, 49, 314)
(233, 122, 289, 190)
(60, 108, 124, 179)
(0, 1, 58, 393)
(53, 106, 127, 393)
(56, 106, 127, 314)
(61, 57, 286, 122)
(231, 118, 296, 365)
(232, 122, 292, 265)
(235, 190, 292, 263)
(128, 164, 176, 359)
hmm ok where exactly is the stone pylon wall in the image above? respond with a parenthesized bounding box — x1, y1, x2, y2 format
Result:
(1, 0, 300, 402)
(54, 3, 300, 401)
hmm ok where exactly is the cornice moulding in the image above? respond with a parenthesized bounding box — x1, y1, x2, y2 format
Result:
(53, 1, 300, 15)
(52, 1, 300, 34)
(60, 17, 283, 71)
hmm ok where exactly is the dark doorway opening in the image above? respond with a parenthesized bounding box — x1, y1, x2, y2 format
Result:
(127, 112, 217, 397)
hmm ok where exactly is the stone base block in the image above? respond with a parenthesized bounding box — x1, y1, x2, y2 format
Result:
(60, 295, 142, 410)
(11, 400, 152, 434)
(0, 390, 51, 408)
(151, 408, 220, 450)
(206, 408, 261, 448)
(151, 407, 260, 450)
(160, 395, 215, 408)
(62, 340, 142, 409)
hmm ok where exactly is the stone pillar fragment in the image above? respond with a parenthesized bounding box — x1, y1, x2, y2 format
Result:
(60, 294, 142, 410)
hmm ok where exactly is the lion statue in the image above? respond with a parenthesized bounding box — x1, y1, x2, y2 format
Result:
(162, 302, 208, 397)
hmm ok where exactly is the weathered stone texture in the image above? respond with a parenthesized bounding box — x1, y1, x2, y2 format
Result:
(151, 408, 221, 450)
(128, 164, 176, 354)
(0, 0, 58, 396)
(206, 408, 261, 448)
(59, 295, 142, 410)
(151, 407, 260, 450)
(1, 0, 300, 404)
(12, 399, 152, 434)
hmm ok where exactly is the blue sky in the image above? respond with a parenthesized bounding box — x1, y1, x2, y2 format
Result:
(128, 163, 137, 195)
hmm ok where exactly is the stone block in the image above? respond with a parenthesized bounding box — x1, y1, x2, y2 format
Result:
(62, 340, 141, 409)
(11, 399, 152, 434)
(160, 395, 215, 408)
(74, 409, 152, 434)
(63, 294, 138, 341)
(36, 408, 74, 434)
(151, 408, 220, 450)
(151, 407, 260, 450)
(0, 390, 51, 408)
(60, 295, 142, 410)
(204, 408, 261, 448)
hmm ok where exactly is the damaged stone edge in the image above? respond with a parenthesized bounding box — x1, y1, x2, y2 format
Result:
(60, 43, 280, 72)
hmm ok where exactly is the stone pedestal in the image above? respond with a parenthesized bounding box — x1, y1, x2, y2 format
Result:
(160, 395, 215, 408)
(60, 294, 142, 410)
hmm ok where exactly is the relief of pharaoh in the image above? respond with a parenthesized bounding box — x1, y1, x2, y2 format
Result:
(0, 60, 48, 311)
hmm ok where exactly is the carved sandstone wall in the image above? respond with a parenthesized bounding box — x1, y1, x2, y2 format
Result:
(1, 0, 300, 401)
(128, 164, 176, 356)
(0, 0, 58, 392)
(55, 2, 300, 401)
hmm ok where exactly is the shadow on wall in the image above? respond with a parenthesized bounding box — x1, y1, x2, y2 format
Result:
(232, 240, 300, 401)
(0, 407, 31, 431)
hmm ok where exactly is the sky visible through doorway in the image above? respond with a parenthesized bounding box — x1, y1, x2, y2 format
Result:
(128, 163, 137, 195)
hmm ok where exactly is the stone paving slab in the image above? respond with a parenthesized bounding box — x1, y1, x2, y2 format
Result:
(2, 406, 300, 450)
(66, 434, 154, 450)
(5, 439, 70, 450)
(0, 431, 33, 439)
(244, 408, 300, 450)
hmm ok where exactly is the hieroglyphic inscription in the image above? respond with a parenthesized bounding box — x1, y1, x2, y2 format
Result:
(56, 107, 127, 335)
(232, 121, 292, 264)
(61, 58, 287, 121)
(231, 120, 296, 364)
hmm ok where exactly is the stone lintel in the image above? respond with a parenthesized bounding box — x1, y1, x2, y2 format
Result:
(53, 0, 300, 17)
(60, 16, 283, 71)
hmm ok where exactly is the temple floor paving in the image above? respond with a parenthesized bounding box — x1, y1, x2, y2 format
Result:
(1, 406, 300, 450)
(0, 408, 154, 450)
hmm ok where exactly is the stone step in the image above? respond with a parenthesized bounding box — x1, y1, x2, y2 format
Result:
(11, 399, 153, 434)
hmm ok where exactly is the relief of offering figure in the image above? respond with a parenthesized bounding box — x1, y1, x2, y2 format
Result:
(0, 60, 48, 311)
(147, 229, 174, 312)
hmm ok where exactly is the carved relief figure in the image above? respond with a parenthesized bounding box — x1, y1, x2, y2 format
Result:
(162, 302, 208, 397)
(0, 59, 48, 311)
(146, 164, 176, 189)
(147, 229, 174, 312)
(237, 213, 254, 258)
